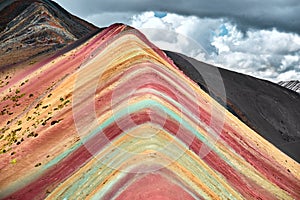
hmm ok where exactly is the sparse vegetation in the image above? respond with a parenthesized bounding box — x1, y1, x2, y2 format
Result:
(51, 119, 63, 126)
(10, 158, 17, 164)
(34, 163, 41, 167)
(27, 132, 34, 138)
(0, 88, 72, 156)
(42, 105, 49, 109)
(29, 61, 36, 65)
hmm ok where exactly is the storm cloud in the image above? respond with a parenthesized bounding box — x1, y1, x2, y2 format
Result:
(54, 0, 300, 34)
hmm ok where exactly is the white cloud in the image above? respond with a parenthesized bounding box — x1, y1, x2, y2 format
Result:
(129, 12, 221, 61)
(129, 12, 300, 82)
(209, 23, 300, 82)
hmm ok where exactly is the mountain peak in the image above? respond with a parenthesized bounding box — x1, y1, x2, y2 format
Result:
(0, 23, 299, 199)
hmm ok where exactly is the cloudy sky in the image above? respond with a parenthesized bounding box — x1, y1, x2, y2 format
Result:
(54, 0, 300, 82)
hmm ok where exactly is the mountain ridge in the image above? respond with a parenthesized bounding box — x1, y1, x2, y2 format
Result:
(165, 51, 300, 161)
(0, 0, 98, 67)
(0, 1, 300, 199)
(0, 0, 299, 162)
(0, 23, 299, 199)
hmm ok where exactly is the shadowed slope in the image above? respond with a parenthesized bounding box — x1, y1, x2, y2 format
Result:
(165, 51, 300, 162)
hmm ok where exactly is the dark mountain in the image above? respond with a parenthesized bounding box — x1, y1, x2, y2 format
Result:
(165, 51, 300, 162)
(0, 0, 98, 67)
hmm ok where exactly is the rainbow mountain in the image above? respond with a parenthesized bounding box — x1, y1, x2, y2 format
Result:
(0, 1, 300, 200)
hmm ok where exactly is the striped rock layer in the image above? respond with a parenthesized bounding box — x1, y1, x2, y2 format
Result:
(0, 24, 300, 199)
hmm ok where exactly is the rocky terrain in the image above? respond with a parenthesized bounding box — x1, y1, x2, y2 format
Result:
(0, 1, 299, 199)
(0, 0, 98, 68)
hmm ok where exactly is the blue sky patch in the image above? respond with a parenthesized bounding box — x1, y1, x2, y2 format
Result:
(154, 11, 167, 18)
(219, 24, 229, 36)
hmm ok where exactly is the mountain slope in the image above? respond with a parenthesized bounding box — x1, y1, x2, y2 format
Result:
(0, 0, 98, 67)
(0, 23, 299, 200)
(0, 1, 300, 199)
(2, 2, 298, 165)
(165, 51, 300, 162)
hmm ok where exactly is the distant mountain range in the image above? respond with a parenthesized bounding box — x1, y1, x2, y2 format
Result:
(278, 80, 300, 94)
(0, 0, 299, 199)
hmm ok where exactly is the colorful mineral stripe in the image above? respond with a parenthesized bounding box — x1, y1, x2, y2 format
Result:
(0, 24, 299, 199)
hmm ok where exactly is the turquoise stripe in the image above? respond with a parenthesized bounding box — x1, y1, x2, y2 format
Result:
(44, 96, 231, 172)
(48, 98, 235, 198)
